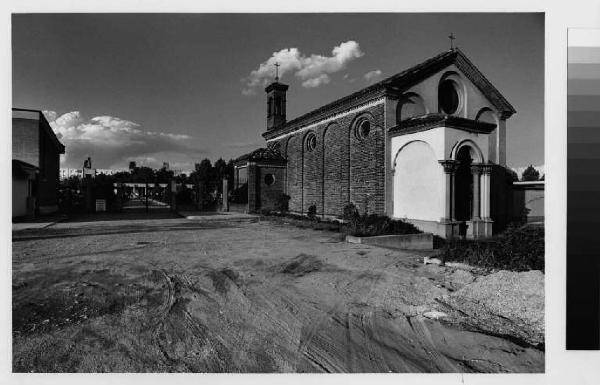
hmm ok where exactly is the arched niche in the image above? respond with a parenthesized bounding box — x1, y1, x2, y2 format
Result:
(396, 93, 427, 125)
(392, 140, 442, 221)
(475, 107, 498, 125)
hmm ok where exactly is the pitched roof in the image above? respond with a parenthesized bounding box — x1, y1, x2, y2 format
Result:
(263, 48, 516, 140)
(235, 147, 286, 164)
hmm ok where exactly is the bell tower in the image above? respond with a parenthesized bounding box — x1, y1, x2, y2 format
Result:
(265, 62, 288, 131)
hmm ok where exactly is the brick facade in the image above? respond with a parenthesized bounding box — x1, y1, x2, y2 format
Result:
(273, 102, 386, 217)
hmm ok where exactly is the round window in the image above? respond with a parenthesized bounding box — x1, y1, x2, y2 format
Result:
(306, 133, 317, 152)
(264, 174, 275, 186)
(438, 79, 460, 114)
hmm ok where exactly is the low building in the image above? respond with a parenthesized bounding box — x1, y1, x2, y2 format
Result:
(12, 108, 65, 217)
(512, 181, 544, 223)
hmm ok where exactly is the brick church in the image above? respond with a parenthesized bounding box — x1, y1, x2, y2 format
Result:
(234, 48, 516, 239)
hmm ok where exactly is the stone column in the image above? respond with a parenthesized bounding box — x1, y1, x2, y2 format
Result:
(438, 160, 458, 222)
(471, 164, 482, 221)
(247, 162, 258, 213)
(438, 160, 459, 239)
(481, 165, 492, 220)
(222, 178, 229, 212)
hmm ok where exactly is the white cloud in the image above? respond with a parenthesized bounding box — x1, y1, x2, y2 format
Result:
(302, 74, 331, 88)
(364, 69, 382, 83)
(242, 40, 364, 93)
(43, 111, 200, 170)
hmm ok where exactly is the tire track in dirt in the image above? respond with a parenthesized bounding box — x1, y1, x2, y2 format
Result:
(295, 261, 395, 372)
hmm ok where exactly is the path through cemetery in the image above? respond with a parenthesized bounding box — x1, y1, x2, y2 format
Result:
(12, 215, 544, 372)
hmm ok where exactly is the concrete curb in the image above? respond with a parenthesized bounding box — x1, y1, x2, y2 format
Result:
(346, 233, 434, 250)
(178, 211, 259, 223)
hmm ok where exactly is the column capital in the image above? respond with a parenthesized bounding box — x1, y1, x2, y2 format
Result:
(438, 159, 459, 174)
(470, 163, 484, 175)
(481, 164, 493, 175)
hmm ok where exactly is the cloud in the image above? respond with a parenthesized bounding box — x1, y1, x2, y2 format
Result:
(242, 40, 364, 93)
(43, 110, 201, 170)
(364, 69, 382, 83)
(302, 74, 331, 88)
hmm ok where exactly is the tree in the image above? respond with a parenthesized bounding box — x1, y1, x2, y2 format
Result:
(507, 169, 519, 182)
(156, 166, 174, 183)
(190, 158, 213, 184)
(225, 159, 235, 190)
(130, 166, 155, 183)
(521, 165, 540, 181)
(128, 161, 137, 170)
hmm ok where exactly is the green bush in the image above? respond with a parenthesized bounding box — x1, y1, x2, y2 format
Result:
(443, 224, 544, 271)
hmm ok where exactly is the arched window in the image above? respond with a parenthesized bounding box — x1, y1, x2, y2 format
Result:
(267, 97, 272, 117)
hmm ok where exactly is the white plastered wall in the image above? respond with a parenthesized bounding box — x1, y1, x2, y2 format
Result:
(390, 126, 491, 222)
(390, 128, 446, 221)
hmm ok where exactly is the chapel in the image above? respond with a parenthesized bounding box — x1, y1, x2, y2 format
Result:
(234, 47, 516, 239)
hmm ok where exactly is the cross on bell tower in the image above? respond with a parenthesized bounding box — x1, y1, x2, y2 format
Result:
(274, 62, 280, 82)
(448, 33, 456, 50)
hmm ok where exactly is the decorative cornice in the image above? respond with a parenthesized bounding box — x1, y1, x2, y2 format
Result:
(471, 164, 484, 174)
(264, 97, 386, 142)
(389, 113, 497, 136)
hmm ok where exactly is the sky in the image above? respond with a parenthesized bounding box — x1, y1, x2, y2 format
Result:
(12, 13, 544, 172)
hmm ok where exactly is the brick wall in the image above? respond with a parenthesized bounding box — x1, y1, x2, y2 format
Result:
(257, 166, 286, 211)
(275, 102, 386, 217)
(12, 118, 39, 167)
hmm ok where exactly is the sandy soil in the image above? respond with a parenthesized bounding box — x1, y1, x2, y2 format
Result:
(12, 213, 544, 373)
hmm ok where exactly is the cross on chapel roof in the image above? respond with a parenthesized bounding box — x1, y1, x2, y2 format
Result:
(448, 33, 456, 50)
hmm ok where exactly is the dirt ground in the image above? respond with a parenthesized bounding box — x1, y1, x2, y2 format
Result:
(12, 212, 544, 373)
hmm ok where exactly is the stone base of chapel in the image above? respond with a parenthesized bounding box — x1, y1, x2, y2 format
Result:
(466, 219, 494, 239)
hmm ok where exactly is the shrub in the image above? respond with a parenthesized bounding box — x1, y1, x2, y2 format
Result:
(307, 204, 317, 219)
(442, 224, 544, 271)
(343, 213, 421, 237)
(342, 203, 360, 222)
